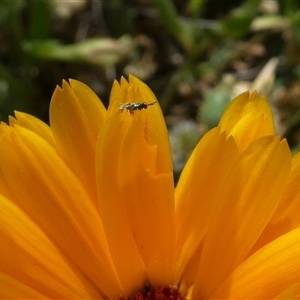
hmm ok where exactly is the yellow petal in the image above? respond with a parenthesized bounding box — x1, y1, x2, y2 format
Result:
(0, 125, 121, 297)
(107, 75, 172, 173)
(174, 127, 239, 280)
(274, 151, 300, 227)
(96, 76, 175, 293)
(219, 91, 275, 151)
(274, 283, 300, 299)
(179, 241, 203, 297)
(9, 111, 55, 147)
(0, 195, 101, 298)
(119, 114, 175, 285)
(50, 79, 106, 204)
(0, 272, 47, 299)
(211, 227, 300, 299)
(192, 136, 291, 299)
(251, 151, 300, 254)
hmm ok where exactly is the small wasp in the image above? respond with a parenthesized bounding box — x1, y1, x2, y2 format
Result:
(119, 101, 156, 114)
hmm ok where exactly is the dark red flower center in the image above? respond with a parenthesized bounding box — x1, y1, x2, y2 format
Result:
(117, 285, 186, 300)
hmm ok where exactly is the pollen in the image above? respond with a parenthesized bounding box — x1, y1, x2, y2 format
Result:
(117, 285, 186, 300)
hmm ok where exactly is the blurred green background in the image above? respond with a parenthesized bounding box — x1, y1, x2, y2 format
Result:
(1, 0, 300, 175)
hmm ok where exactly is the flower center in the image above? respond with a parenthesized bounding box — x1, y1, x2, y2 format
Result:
(117, 285, 186, 300)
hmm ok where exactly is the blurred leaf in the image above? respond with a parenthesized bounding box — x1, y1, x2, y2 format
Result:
(196, 62, 216, 78)
(0, 63, 34, 121)
(241, 0, 263, 11)
(251, 15, 290, 31)
(220, 9, 254, 38)
(51, 0, 87, 19)
(29, 0, 51, 40)
(188, 0, 203, 18)
(0, 0, 25, 23)
(24, 36, 135, 66)
(153, 0, 194, 50)
(282, 0, 300, 15)
(153, 0, 181, 36)
(177, 19, 200, 51)
(219, 0, 261, 38)
(210, 41, 239, 68)
(290, 11, 300, 46)
(292, 26, 300, 47)
(196, 41, 239, 78)
(200, 86, 232, 128)
(169, 120, 200, 175)
(0, 0, 25, 50)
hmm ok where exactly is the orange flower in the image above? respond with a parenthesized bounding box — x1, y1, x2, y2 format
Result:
(0, 75, 299, 299)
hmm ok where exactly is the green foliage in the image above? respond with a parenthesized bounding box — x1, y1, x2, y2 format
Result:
(201, 86, 232, 129)
(1, 0, 300, 164)
(153, 0, 195, 51)
(169, 120, 200, 180)
(24, 36, 134, 66)
(28, 0, 51, 40)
